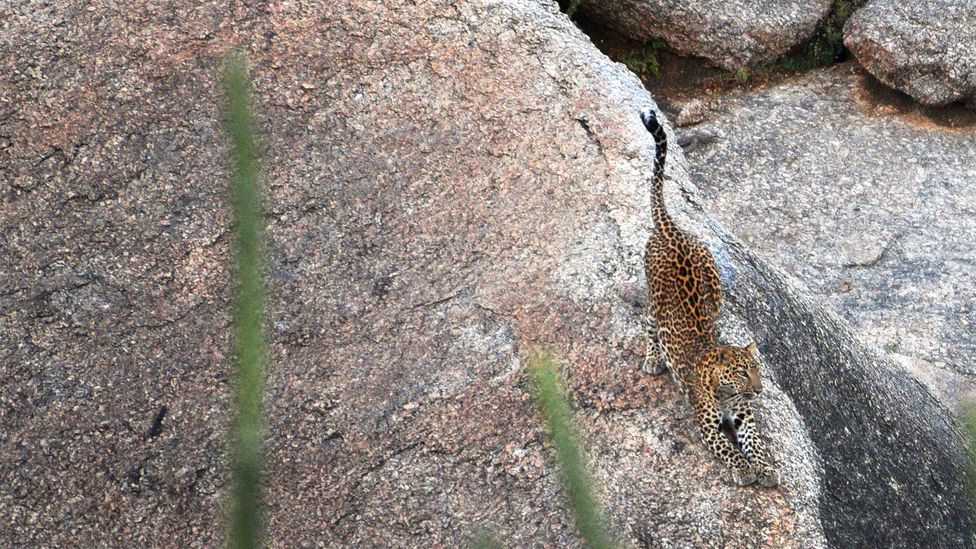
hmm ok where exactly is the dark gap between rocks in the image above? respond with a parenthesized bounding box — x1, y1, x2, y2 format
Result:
(565, 2, 864, 108)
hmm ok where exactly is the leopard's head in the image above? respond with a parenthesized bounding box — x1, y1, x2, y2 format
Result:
(714, 343, 763, 401)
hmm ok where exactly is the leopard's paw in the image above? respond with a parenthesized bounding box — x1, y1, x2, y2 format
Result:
(733, 470, 757, 487)
(756, 465, 781, 487)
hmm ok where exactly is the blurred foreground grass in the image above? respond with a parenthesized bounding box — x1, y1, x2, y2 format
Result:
(529, 352, 616, 549)
(216, 54, 617, 549)
(963, 404, 976, 500)
(222, 54, 267, 549)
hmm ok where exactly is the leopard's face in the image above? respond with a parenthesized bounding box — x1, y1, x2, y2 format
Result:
(714, 343, 763, 401)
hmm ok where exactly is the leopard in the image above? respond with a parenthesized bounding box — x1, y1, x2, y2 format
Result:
(639, 107, 779, 488)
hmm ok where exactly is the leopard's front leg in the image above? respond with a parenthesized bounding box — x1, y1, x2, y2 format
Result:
(691, 388, 756, 486)
(729, 399, 780, 487)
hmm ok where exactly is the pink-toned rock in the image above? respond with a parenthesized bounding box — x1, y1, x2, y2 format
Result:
(0, 1, 971, 547)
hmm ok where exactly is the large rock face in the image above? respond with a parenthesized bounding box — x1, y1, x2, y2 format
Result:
(580, 0, 832, 70)
(845, 0, 976, 107)
(681, 63, 976, 405)
(0, 1, 972, 548)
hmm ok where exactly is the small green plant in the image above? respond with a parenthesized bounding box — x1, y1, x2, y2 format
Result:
(565, 0, 582, 17)
(528, 351, 616, 549)
(883, 342, 899, 354)
(733, 67, 750, 85)
(624, 38, 668, 79)
(222, 53, 268, 549)
(781, 56, 805, 72)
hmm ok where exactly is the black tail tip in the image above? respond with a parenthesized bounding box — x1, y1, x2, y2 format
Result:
(639, 107, 658, 131)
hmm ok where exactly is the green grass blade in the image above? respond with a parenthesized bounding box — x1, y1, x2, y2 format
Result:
(471, 533, 505, 549)
(222, 53, 267, 549)
(962, 403, 976, 504)
(528, 352, 615, 549)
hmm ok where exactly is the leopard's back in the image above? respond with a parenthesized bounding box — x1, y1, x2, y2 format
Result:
(645, 222, 723, 376)
(640, 108, 723, 380)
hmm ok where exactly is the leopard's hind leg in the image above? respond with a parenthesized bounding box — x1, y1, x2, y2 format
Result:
(641, 319, 668, 376)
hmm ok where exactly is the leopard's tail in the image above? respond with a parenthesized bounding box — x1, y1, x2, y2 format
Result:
(639, 107, 674, 236)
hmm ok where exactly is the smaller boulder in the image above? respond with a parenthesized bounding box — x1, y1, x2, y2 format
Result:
(581, 0, 833, 70)
(845, 0, 976, 107)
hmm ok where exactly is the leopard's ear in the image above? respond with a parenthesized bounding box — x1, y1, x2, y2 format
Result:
(746, 342, 758, 356)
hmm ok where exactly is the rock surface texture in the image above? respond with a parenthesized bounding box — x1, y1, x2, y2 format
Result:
(682, 63, 976, 406)
(845, 0, 976, 107)
(0, 1, 972, 548)
(580, 0, 832, 70)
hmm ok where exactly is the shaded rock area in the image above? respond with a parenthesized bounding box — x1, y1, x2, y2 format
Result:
(579, 0, 832, 70)
(0, 2, 973, 549)
(845, 0, 976, 108)
(681, 63, 976, 405)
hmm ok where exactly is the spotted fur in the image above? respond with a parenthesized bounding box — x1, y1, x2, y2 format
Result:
(640, 108, 779, 487)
